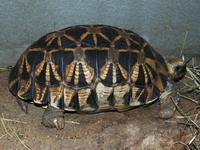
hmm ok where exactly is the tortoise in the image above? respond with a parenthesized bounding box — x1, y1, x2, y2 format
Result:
(8, 25, 189, 129)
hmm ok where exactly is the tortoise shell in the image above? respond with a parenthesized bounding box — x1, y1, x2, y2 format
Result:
(8, 25, 168, 112)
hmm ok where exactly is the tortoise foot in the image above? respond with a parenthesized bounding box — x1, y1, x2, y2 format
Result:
(17, 98, 28, 113)
(159, 105, 175, 119)
(42, 106, 65, 130)
(159, 87, 177, 119)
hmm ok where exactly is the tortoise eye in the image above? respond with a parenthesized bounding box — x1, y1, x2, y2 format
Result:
(175, 65, 181, 72)
(175, 65, 186, 73)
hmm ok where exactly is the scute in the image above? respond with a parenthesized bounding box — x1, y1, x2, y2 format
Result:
(64, 26, 87, 40)
(8, 24, 168, 113)
(100, 26, 119, 41)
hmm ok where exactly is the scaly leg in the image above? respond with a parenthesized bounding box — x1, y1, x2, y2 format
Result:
(42, 106, 65, 130)
(159, 82, 178, 119)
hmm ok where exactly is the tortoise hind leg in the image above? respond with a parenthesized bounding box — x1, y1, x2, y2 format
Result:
(17, 98, 29, 113)
(42, 106, 65, 130)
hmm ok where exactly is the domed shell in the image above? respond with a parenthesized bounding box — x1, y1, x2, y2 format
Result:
(8, 25, 168, 112)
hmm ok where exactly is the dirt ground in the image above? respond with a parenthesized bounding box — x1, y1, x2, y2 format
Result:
(0, 71, 196, 150)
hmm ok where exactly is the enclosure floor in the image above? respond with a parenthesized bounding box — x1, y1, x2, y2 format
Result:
(0, 72, 190, 150)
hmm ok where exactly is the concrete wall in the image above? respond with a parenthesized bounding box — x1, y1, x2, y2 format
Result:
(0, 0, 200, 66)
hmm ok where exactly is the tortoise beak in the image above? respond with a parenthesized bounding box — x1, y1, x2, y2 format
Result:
(183, 57, 192, 66)
(178, 58, 192, 74)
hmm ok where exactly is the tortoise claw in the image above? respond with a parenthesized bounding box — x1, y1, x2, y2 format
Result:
(42, 106, 65, 130)
(53, 118, 65, 130)
(17, 98, 28, 113)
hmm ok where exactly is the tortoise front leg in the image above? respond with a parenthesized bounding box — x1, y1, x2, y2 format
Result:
(42, 106, 65, 130)
(159, 82, 178, 119)
(17, 98, 29, 113)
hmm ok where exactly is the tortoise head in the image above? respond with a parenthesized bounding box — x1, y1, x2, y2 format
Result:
(166, 57, 191, 82)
